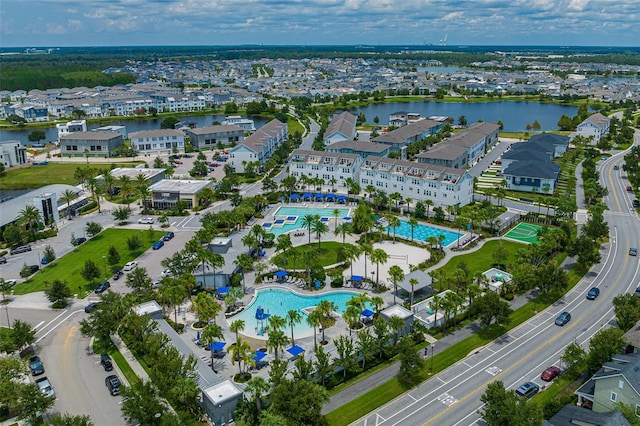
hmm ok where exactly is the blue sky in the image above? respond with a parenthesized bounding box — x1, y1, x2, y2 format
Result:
(1, 0, 639, 47)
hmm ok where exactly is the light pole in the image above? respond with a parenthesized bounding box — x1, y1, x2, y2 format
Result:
(102, 256, 107, 279)
(430, 344, 435, 374)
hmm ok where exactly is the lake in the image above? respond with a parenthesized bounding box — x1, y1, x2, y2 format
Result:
(0, 114, 268, 145)
(349, 100, 577, 132)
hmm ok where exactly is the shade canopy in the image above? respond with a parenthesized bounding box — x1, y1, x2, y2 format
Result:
(253, 351, 267, 362)
(361, 308, 375, 318)
(275, 270, 288, 277)
(287, 345, 305, 356)
(263, 223, 272, 228)
(216, 286, 230, 295)
(320, 217, 329, 222)
(257, 250, 266, 256)
(302, 192, 312, 198)
(209, 341, 226, 352)
(314, 193, 323, 199)
(325, 193, 336, 200)
(351, 275, 363, 282)
(289, 193, 300, 199)
(343, 216, 352, 221)
(337, 195, 347, 200)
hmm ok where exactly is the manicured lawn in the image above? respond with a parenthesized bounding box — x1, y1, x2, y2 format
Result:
(93, 338, 141, 387)
(436, 239, 526, 278)
(272, 241, 354, 268)
(14, 228, 164, 295)
(0, 162, 142, 190)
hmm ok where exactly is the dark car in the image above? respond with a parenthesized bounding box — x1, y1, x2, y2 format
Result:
(95, 280, 110, 294)
(84, 302, 99, 313)
(112, 269, 123, 280)
(152, 240, 164, 250)
(555, 311, 571, 326)
(0, 256, 7, 264)
(10, 244, 32, 255)
(631, 248, 638, 256)
(25, 265, 39, 275)
(100, 354, 113, 371)
(586, 287, 600, 300)
(540, 366, 561, 382)
(628, 186, 634, 192)
(163, 231, 174, 241)
(614, 165, 620, 170)
(29, 356, 45, 376)
(634, 200, 640, 208)
(72, 237, 87, 246)
(105, 375, 121, 396)
(515, 382, 539, 399)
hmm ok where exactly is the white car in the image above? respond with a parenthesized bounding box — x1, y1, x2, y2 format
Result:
(138, 217, 154, 224)
(123, 261, 138, 271)
(161, 269, 173, 278)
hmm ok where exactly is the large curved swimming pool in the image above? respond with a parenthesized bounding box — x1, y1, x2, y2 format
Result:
(230, 287, 363, 340)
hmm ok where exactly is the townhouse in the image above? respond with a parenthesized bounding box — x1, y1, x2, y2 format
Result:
(228, 119, 288, 173)
(2, 103, 49, 122)
(575, 112, 611, 143)
(372, 119, 443, 157)
(186, 125, 245, 150)
(288, 149, 363, 189)
(325, 140, 390, 159)
(324, 111, 357, 145)
(59, 131, 124, 158)
(129, 129, 185, 154)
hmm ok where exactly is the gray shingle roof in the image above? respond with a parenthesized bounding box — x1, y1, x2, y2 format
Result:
(503, 160, 560, 179)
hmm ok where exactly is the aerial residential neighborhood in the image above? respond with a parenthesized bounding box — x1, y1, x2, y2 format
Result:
(1, 16, 640, 426)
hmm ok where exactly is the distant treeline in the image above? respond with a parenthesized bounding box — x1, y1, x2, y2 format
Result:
(1, 45, 639, 91)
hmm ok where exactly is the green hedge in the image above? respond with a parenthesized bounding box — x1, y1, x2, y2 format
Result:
(78, 201, 97, 215)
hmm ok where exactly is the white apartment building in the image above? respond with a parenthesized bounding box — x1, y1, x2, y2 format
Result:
(129, 129, 185, 154)
(229, 119, 288, 173)
(289, 149, 363, 189)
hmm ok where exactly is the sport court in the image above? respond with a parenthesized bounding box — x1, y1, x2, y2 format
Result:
(504, 222, 542, 244)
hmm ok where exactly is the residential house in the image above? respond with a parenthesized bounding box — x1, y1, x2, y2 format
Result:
(325, 140, 390, 159)
(576, 352, 640, 413)
(129, 129, 185, 154)
(186, 125, 244, 150)
(56, 120, 87, 143)
(0, 140, 27, 168)
(388, 111, 424, 127)
(4, 103, 49, 122)
(543, 404, 630, 426)
(416, 143, 469, 169)
(59, 131, 124, 158)
(147, 179, 214, 210)
(229, 119, 288, 173)
(324, 111, 357, 145)
(575, 113, 611, 143)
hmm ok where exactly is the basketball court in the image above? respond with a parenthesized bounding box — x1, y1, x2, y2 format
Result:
(504, 222, 542, 244)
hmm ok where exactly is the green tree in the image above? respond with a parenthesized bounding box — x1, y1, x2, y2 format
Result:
(16, 204, 42, 235)
(234, 253, 254, 294)
(480, 381, 542, 426)
(80, 259, 101, 283)
(613, 293, 640, 332)
(469, 291, 512, 334)
(126, 234, 143, 251)
(0, 358, 28, 414)
(587, 328, 626, 374)
(49, 414, 95, 426)
(45, 279, 71, 305)
(286, 309, 302, 346)
(562, 340, 587, 378)
(334, 334, 357, 378)
(10, 319, 36, 351)
(244, 376, 270, 416)
(42, 244, 56, 264)
(27, 130, 46, 143)
(371, 248, 388, 288)
(107, 245, 120, 267)
(85, 221, 102, 237)
(160, 117, 180, 129)
(16, 383, 56, 424)
(125, 267, 153, 294)
(397, 336, 424, 387)
(388, 265, 405, 305)
(60, 189, 78, 219)
(268, 379, 329, 426)
(120, 380, 169, 426)
(191, 292, 221, 326)
(112, 206, 132, 224)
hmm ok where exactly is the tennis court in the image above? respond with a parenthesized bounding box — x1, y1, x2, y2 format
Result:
(504, 222, 542, 244)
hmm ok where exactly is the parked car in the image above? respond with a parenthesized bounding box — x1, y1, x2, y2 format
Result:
(5, 279, 17, 287)
(100, 354, 113, 371)
(540, 366, 561, 381)
(72, 237, 87, 246)
(555, 311, 571, 326)
(95, 280, 110, 294)
(586, 287, 600, 300)
(163, 231, 174, 241)
(36, 377, 55, 398)
(0, 256, 7, 264)
(138, 217, 154, 224)
(173, 160, 183, 164)
(10, 244, 32, 255)
(515, 381, 539, 399)
(614, 165, 620, 170)
(29, 356, 45, 376)
(627, 186, 633, 192)
(112, 268, 123, 280)
(84, 302, 99, 313)
(152, 240, 164, 250)
(631, 248, 638, 256)
(152, 280, 161, 290)
(25, 265, 39, 275)
(124, 261, 138, 271)
(105, 375, 121, 396)
(41, 256, 51, 265)
(161, 269, 173, 278)
(633, 200, 640, 208)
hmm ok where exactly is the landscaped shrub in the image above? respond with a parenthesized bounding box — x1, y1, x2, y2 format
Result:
(78, 201, 97, 214)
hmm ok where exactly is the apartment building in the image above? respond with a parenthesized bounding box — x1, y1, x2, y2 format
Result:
(324, 111, 357, 145)
(186, 125, 244, 150)
(575, 112, 611, 143)
(59, 131, 124, 158)
(372, 119, 443, 156)
(325, 140, 390, 159)
(289, 149, 363, 189)
(129, 129, 185, 154)
(229, 119, 288, 173)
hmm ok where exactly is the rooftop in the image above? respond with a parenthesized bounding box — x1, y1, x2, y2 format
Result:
(149, 179, 212, 194)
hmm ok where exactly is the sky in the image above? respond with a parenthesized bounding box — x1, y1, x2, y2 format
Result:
(1, 0, 639, 48)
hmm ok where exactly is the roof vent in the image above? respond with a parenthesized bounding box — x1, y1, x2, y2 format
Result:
(634, 366, 639, 372)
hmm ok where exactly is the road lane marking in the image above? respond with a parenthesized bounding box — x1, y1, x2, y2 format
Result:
(35, 309, 69, 335)
(437, 393, 457, 406)
(36, 310, 82, 343)
(485, 366, 501, 376)
(34, 320, 45, 330)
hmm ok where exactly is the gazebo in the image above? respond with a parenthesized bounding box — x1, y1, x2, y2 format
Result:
(325, 193, 336, 202)
(286, 345, 305, 360)
(337, 195, 348, 204)
(289, 193, 300, 202)
(314, 193, 324, 201)
(302, 192, 313, 201)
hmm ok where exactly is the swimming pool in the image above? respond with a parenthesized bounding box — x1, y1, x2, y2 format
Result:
(231, 287, 363, 340)
(387, 219, 460, 247)
(264, 206, 351, 237)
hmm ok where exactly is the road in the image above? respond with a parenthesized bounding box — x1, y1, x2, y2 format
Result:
(354, 136, 640, 425)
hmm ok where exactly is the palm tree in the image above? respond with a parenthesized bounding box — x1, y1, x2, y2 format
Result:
(244, 376, 270, 414)
(100, 168, 116, 200)
(317, 300, 337, 345)
(311, 217, 329, 250)
(307, 309, 323, 349)
(332, 208, 341, 231)
(191, 292, 221, 326)
(230, 319, 245, 340)
(409, 277, 418, 307)
(276, 234, 293, 268)
(360, 243, 373, 282)
(424, 199, 434, 219)
(16, 204, 42, 234)
(388, 265, 404, 305)
(365, 185, 376, 205)
(301, 248, 316, 288)
(230, 337, 252, 375)
(266, 328, 288, 359)
(370, 248, 388, 288)
(286, 309, 302, 345)
(234, 253, 254, 294)
(343, 305, 361, 335)
(370, 295, 384, 317)
(339, 244, 361, 279)
(388, 216, 401, 243)
(60, 189, 78, 219)
(300, 214, 317, 246)
(388, 316, 405, 344)
(201, 323, 224, 349)
(157, 283, 187, 325)
(408, 218, 418, 241)
(118, 175, 135, 206)
(138, 186, 152, 212)
(334, 222, 353, 244)
(405, 197, 413, 215)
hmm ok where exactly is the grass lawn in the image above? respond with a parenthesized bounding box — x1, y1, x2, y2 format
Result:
(93, 337, 141, 387)
(272, 241, 354, 268)
(0, 162, 142, 190)
(435, 239, 526, 279)
(14, 228, 164, 295)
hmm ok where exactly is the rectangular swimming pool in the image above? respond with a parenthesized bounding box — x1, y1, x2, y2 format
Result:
(264, 206, 351, 237)
(387, 219, 460, 247)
